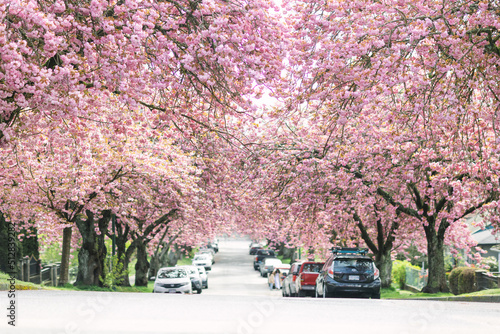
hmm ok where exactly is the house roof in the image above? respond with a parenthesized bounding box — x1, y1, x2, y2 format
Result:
(472, 226, 500, 245)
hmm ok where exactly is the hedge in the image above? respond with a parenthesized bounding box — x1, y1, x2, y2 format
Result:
(449, 267, 477, 295)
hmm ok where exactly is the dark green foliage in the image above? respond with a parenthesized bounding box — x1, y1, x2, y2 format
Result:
(100, 254, 127, 289)
(458, 268, 477, 294)
(449, 267, 477, 295)
(0, 213, 22, 274)
(20, 227, 40, 259)
(449, 267, 463, 295)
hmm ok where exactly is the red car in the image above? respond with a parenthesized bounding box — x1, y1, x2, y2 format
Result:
(283, 261, 324, 297)
(295, 262, 324, 297)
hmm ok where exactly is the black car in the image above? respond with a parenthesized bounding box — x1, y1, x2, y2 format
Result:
(253, 249, 276, 270)
(249, 244, 263, 255)
(315, 247, 381, 299)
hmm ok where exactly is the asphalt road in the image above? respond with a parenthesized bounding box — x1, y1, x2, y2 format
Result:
(2, 238, 500, 334)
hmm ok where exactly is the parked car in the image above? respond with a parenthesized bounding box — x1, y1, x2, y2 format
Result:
(315, 247, 381, 299)
(295, 261, 324, 297)
(197, 266, 208, 289)
(198, 248, 216, 264)
(282, 262, 303, 297)
(208, 238, 219, 253)
(177, 265, 203, 294)
(249, 244, 263, 255)
(275, 264, 291, 287)
(153, 267, 192, 294)
(260, 258, 283, 277)
(192, 254, 212, 271)
(253, 249, 276, 270)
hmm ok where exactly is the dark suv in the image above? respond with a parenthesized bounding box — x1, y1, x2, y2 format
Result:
(253, 249, 276, 270)
(315, 247, 381, 299)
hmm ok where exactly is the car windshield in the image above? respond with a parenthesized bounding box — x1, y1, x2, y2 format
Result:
(194, 255, 207, 261)
(302, 263, 323, 273)
(333, 258, 373, 272)
(158, 269, 187, 279)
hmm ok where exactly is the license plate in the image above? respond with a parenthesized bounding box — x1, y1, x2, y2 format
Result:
(349, 275, 360, 281)
(168, 289, 177, 293)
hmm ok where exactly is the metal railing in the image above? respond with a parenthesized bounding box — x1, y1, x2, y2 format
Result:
(405, 266, 428, 291)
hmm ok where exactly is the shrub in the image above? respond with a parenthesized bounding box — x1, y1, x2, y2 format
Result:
(392, 260, 422, 290)
(458, 268, 477, 294)
(449, 267, 477, 295)
(392, 261, 406, 289)
(449, 267, 463, 295)
(100, 254, 127, 289)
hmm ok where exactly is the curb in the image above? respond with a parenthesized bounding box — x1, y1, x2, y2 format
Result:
(407, 295, 500, 303)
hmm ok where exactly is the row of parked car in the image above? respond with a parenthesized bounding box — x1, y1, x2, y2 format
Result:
(153, 240, 219, 294)
(250, 243, 381, 299)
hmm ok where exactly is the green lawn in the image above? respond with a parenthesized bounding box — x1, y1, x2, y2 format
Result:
(380, 284, 500, 299)
(277, 255, 291, 264)
(381, 286, 453, 299)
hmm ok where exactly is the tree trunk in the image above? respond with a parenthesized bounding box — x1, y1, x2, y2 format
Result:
(135, 239, 149, 287)
(58, 226, 72, 286)
(75, 211, 109, 286)
(375, 249, 393, 288)
(354, 214, 397, 289)
(112, 222, 133, 287)
(166, 246, 182, 266)
(421, 226, 449, 293)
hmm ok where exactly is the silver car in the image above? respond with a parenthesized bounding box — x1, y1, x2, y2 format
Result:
(260, 258, 283, 277)
(153, 267, 192, 294)
(177, 265, 203, 294)
(197, 266, 208, 289)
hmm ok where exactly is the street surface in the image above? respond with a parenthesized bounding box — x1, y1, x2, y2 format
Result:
(2, 238, 500, 334)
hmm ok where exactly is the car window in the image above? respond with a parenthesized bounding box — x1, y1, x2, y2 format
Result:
(194, 255, 207, 261)
(333, 258, 373, 272)
(258, 250, 275, 256)
(158, 269, 187, 279)
(322, 257, 333, 271)
(303, 263, 323, 273)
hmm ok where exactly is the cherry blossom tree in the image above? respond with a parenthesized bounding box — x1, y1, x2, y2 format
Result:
(275, 0, 500, 292)
(0, 0, 287, 146)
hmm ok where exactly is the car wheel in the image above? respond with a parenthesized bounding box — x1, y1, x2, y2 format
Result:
(372, 292, 380, 299)
(298, 290, 305, 298)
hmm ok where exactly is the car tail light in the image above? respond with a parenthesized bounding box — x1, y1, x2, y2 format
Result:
(327, 268, 334, 278)
(255, 257, 258, 261)
(374, 267, 380, 280)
